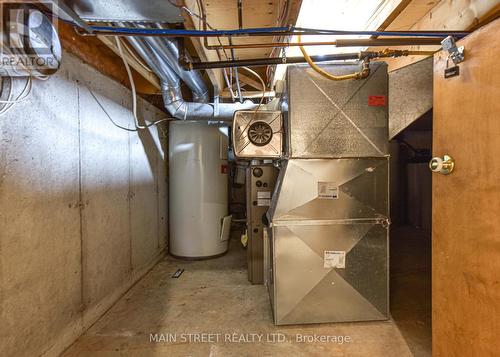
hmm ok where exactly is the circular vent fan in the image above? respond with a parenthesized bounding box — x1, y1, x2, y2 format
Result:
(248, 121, 273, 146)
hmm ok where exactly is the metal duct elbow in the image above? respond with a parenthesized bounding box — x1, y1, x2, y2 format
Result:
(161, 81, 255, 121)
(161, 81, 212, 120)
(137, 23, 209, 103)
(122, 23, 256, 120)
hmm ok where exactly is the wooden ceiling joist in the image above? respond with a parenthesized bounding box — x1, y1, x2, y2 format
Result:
(181, 0, 302, 92)
(58, 22, 161, 95)
(97, 36, 161, 91)
(370, 0, 500, 71)
(236, 71, 263, 90)
(365, 0, 414, 31)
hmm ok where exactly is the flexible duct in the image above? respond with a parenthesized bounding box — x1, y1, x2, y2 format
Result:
(138, 23, 210, 103)
(122, 24, 255, 120)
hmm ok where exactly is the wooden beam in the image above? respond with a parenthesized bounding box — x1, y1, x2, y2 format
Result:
(373, 0, 500, 71)
(97, 36, 161, 90)
(383, 0, 440, 32)
(58, 22, 161, 95)
(182, 0, 224, 90)
(182, 0, 302, 89)
(365, 0, 413, 31)
(468, 3, 500, 31)
(237, 71, 263, 90)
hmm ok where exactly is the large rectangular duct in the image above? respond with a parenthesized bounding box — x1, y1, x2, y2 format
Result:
(389, 57, 433, 139)
(269, 158, 389, 222)
(267, 158, 389, 325)
(267, 62, 390, 325)
(284, 62, 389, 158)
(62, 0, 183, 23)
(269, 220, 388, 324)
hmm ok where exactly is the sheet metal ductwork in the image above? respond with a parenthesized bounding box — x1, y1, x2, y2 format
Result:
(123, 23, 255, 120)
(266, 63, 390, 325)
(135, 23, 209, 103)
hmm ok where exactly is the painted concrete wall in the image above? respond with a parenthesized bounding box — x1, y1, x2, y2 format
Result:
(0, 52, 168, 357)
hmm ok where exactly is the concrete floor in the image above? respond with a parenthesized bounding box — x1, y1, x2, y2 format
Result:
(390, 226, 432, 357)
(63, 237, 420, 357)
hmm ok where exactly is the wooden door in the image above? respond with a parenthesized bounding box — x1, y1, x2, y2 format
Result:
(433, 18, 500, 357)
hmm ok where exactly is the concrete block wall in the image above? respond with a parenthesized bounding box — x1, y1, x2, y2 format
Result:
(0, 52, 168, 357)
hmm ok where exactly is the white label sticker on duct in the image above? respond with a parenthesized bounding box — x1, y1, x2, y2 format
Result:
(257, 198, 271, 206)
(324, 251, 346, 269)
(257, 191, 271, 199)
(318, 182, 339, 200)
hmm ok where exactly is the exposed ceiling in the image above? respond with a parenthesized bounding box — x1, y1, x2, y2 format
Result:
(60, 0, 500, 98)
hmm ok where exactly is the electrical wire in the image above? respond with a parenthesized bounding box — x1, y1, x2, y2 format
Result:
(116, 37, 143, 129)
(114, 37, 169, 130)
(229, 37, 243, 103)
(86, 86, 138, 132)
(0, 76, 32, 103)
(86, 84, 172, 133)
(189, 0, 241, 101)
(0, 77, 14, 116)
(0, 76, 33, 117)
(222, 68, 236, 101)
(241, 66, 266, 110)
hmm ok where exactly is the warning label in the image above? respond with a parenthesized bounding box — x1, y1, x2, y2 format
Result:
(257, 191, 271, 199)
(257, 199, 271, 207)
(318, 182, 339, 200)
(368, 95, 387, 106)
(324, 251, 346, 269)
(257, 191, 272, 206)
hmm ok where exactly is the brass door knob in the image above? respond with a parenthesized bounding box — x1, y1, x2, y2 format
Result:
(429, 154, 455, 175)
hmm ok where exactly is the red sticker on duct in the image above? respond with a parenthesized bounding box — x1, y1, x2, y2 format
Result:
(221, 164, 229, 174)
(368, 95, 387, 106)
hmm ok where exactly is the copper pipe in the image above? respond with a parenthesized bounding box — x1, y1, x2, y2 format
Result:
(203, 37, 443, 50)
(405, 50, 436, 56)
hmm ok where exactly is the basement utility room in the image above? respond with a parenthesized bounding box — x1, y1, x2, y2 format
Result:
(1, 1, 499, 356)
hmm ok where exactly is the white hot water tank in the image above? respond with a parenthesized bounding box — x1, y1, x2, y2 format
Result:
(169, 121, 231, 258)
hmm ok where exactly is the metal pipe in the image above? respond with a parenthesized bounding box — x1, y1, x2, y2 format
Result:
(125, 35, 179, 84)
(184, 50, 436, 70)
(136, 23, 209, 103)
(336, 38, 442, 47)
(122, 24, 255, 120)
(75, 25, 469, 39)
(202, 37, 444, 50)
(185, 53, 364, 70)
(229, 37, 243, 102)
(161, 81, 254, 120)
